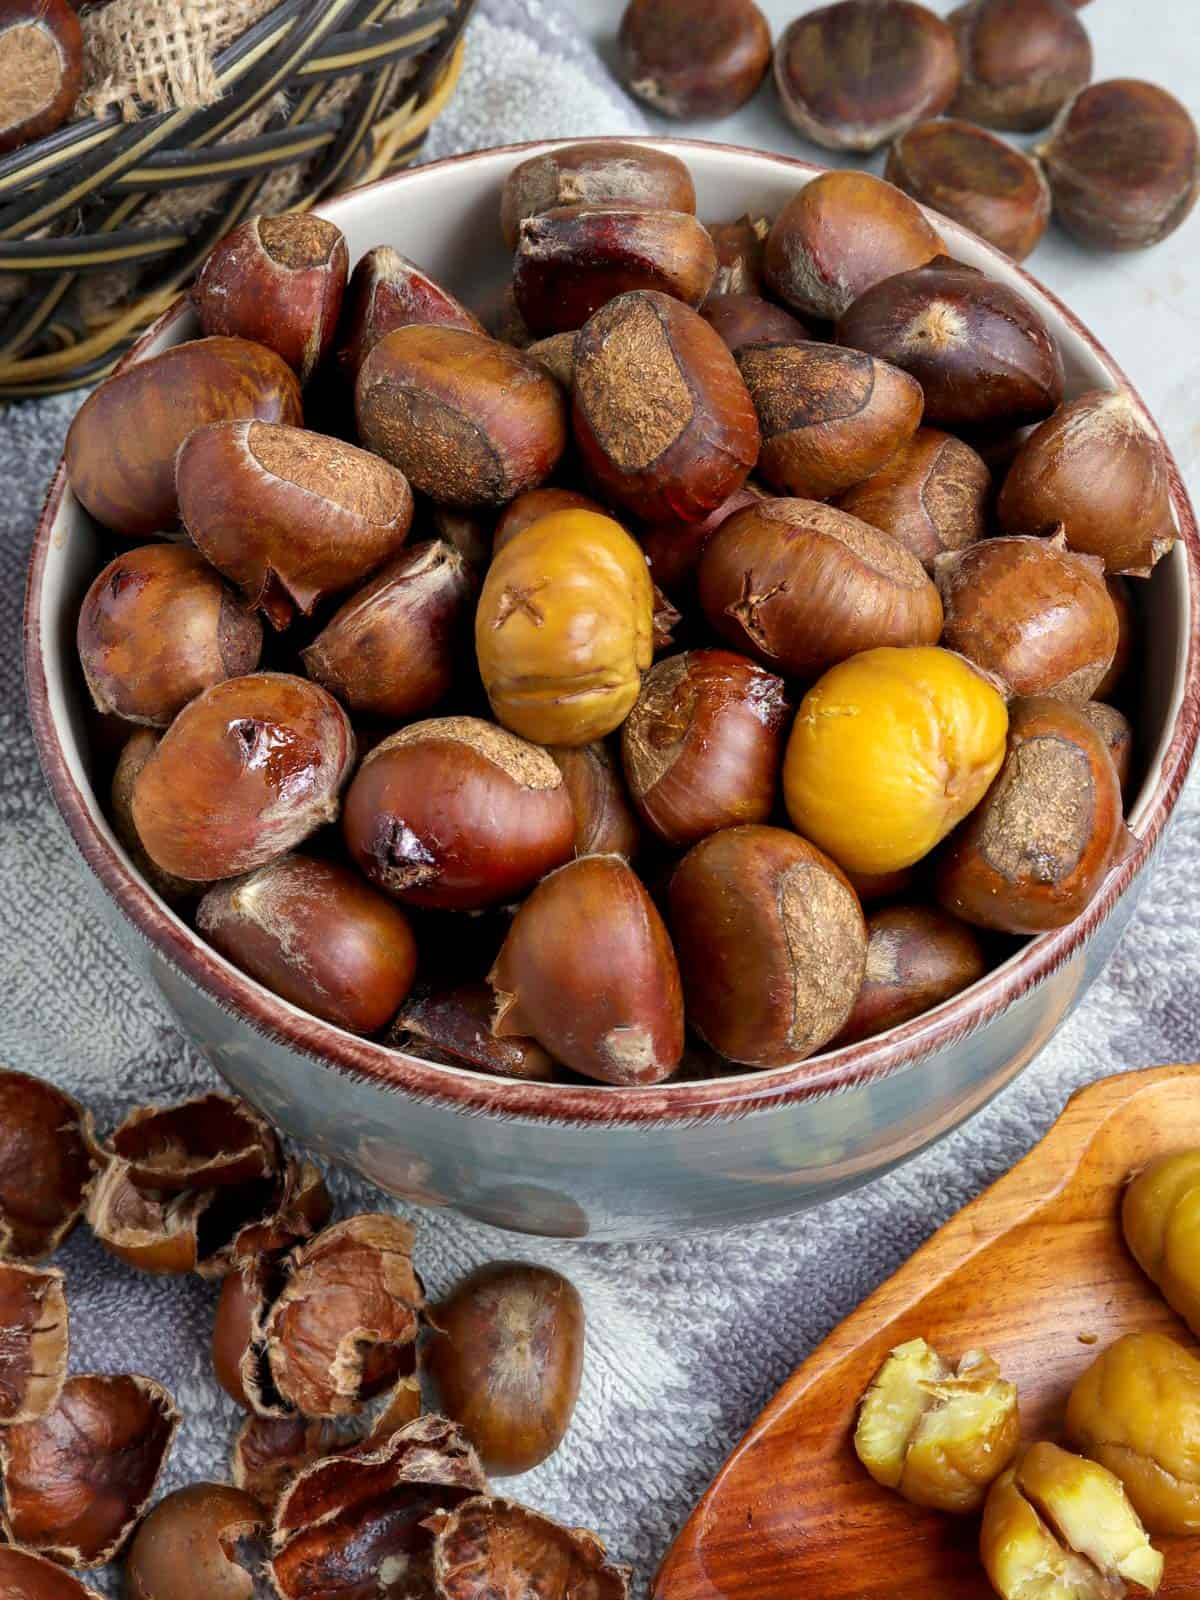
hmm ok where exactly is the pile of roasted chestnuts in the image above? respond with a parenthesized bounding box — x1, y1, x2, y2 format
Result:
(0, 1067, 606, 1599)
(69, 138, 1169, 1088)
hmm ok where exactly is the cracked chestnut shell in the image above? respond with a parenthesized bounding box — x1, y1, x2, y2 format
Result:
(550, 742, 642, 860)
(0, 0, 82, 154)
(65, 336, 302, 539)
(432, 1496, 631, 1600)
(343, 715, 575, 910)
(213, 1256, 281, 1415)
(622, 648, 790, 847)
(835, 904, 987, 1045)
(198, 854, 418, 1034)
(0, 1261, 68, 1424)
(490, 854, 685, 1085)
(0, 1069, 98, 1262)
(949, 0, 1093, 134)
(338, 245, 484, 379)
(427, 1261, 584, 1475)
(500, 141, 696, 250)
(126, 1483, 266, 1600)
(112, 1091, 278, 1191)
(936, 696, 1124, 933)
(231, 1413, 337, 1512)
(617, 0, 772, 120)
(707, 213, 770, 295)
(77, 543, 262, 726)
(130, 672, 354, 883)
(0, 1549, 104, 1599)
(836, 426, 989, 572)
(389, 982, 557, 1081)
(698, 497, 942, 679)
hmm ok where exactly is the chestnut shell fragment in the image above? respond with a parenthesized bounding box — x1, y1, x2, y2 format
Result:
(232, 1413, 338, 1512)
(0, 1548, 104, 1599)
(111, 1091, 279, 1191)
(431, 1496, 631, 1600)
(0, 1069, 99, 1262)
(0, 1261, 69, 1424)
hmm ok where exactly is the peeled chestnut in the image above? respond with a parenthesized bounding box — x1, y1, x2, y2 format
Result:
(1081, 701, 1134, 797)
(836, 427, 989, 571)
(1038, 80, 1200, 250)
(885, 118, 1052, 260)
(338, 245, 484, 379)
(0, 0, 82, 154)
(698, 497, 942, 679)
(622, 649, 790, 847)
(708, 214, 770, 294)
(198, 855, 417, 1033)
(617, 0, 772, 119)
(550, 742, 642, 859)
(764, 170, 944, 322)
(701, 293, 809, 355)
(0, 1069, 98, 1262)
(500, 141, 696, 249)
(77, 543, 261, 726)
(426, 1261, 584, 1475)
(432, 1497, 630, 1600)
(343, 715, 575, 909)
(737, 341, 924, 499)
(514, 205, 718, 336)
(194, 214, 348, 383)
(493, 486, 603, 553)
(301, 540, 473, 720)
(949, 0, 1093, 133)
(838, 256, 1064, 428)
(573, 289, 759, 524)
(997, 389, 1176, 575)
(936, 696, 1125, 933)
(489, 854, 684, 1085)
(835, 905, 987, 1045)
(126, 1483, 265, 1600)
(356, 325, 567, 508)
(0, 1261, 68, 1424)
(937, 533, 1119, 700)
(131, 672, 355, 882)
(669, 824, 867, 1067)
(774, 0, 960, 151)
(65, 337, 302, 539)
(390, 983, 556, 1081)
(639, 481, 765, 595)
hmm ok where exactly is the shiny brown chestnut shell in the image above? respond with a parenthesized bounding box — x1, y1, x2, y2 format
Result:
(110, 738, 204, 907)
(621, 649, 791, 847)
(0, 1547, 104, 1599)
(707, 213, 771, 295)
(492, 486, 605, 553)
(669, 824, 867, 1068)
(1097, 576, 1135, 700)
(389, 982, 557, 1081)
(701, 293, 810, 355)
(773, 0, 961, 151)
(426, 1261, 584, 1475)
(338, 244, 484, 380)
(0, 0, 82, 154)
(550, 741, 642, 859)
(639, 481, 766, 595)
(949, 0, 1093, 133)
(834, 904, 987, 1045)
(698, 497, 943, 678)
(126, 1483, 266, 1600)
(86, 1161, 214, 1276)
(573, 289, 760, 524)
(212, 1257, 279, 1415)
(65, 336, 302, 539)
(1080, 700, 1134, 798)
(836, 426, 990, 572)
(112, 1092, 278, 1192)
(0, 1262, 68, 1424)
(617, 0, 772, 119)
(489, 854, 685, 1085)
(231, 1413, 338, 1512)
(130, 672, 355, 883)
(500, 141, 696, 250)
(936, 533, 1118, 700)
(432, 1496, 631, 1600)
(837, 255, 1065, 428)
(936, 696, 1125, 932)
(0, 1069, 99, 1262)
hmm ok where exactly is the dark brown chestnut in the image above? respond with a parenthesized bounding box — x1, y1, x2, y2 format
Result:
(500, 141, 696, 249)
(431, 1497, 631, 1600)
(389, 982, 556, 1081)
(493, 486, 605, 553)
(429, 503, 494, 573)
(0, 1069, 98, 1263)
(774, 0, 961, 151)
(130, 672, 355, 883)
(707, 213, 771, 294)
(949, 0, 1093, 133)
(701, 292, 809, 355)
(426, 1261, 584, 1475)
(836, 426, 990, 571)
(621, 649, 790, 847)
(126, 1483, 265, 1600)
(837, 255, 1065, 428)
(338, 245, 484, 380)
(669, 824, 867, 1067)
(0, 0, 82, 154)
(194, 214, 348, 383)
(0, 1262, 68, 1425)
(343, 716, 575, 910)
(550, 741, 642, 859)
(834, 904, 987, 1044)
(0, 1548, 104, 1599)
(1080, 700, 1134, 798)
(489, 854, 685, 1085)
(638, 481, 766, 594)
(617, 0, 772, 120)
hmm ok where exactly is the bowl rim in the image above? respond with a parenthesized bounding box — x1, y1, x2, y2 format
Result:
(25, 135, 1200, 1129)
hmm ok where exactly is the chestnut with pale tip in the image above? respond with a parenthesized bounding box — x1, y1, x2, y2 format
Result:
(500, 140, 696, 250)
(337, 244, 484, 380)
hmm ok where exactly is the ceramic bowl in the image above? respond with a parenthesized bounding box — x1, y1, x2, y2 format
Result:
(25, 139, 1200, 1242)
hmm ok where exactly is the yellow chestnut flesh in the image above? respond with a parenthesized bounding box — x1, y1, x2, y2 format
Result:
(1123, 1150, 1200, 1337)
(855, 1338, 1019, 1514)
(475, 509, 654, 746)
(783, 645, 1009, 876)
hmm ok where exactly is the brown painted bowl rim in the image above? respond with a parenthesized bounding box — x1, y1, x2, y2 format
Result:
(24, 136, 1200, 1129)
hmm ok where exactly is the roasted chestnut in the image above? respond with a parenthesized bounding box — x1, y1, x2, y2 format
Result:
(0, 1261, 68, 1425)
(669, 824, 867, 1067)
(525, 330, 577, 389)
(550, 742, 642, 859)
(338, 245, 484, 380)
(500, 141, 696, 249)
(836, 426, 990, 571)
(707, 213, 770, 294)
(0, 1069, 98, 1262)
(431, 1497, 631, 1600)
(617, 0, 772, 119)
(638, 482, 765, 594)
(949, 0, 1093, 132)
(0, 0, 82, 154)
(1080, 703, 1132, 799)
(492, 486, 604, 553)
(701, 292, 809, 354)
(835, 905, 987, 1044)
(126, 1483, 266, 1600)
(390, 983, 556, 1080)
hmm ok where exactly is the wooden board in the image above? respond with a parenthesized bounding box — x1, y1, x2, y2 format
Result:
(653, 1064, 1200, 1600)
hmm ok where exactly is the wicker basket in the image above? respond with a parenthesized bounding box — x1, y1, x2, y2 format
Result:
(0, 0, 474, 399)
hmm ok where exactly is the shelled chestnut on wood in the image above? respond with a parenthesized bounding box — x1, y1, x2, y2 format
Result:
(338, 245, 484, 380)
(0, 1261, 68, 1424)
(65, 337, 301, 539)
(617, 0, 772, 120)
(489, 854, 684, 1085)
(698, 497, 942, 678)
(669, 824, 867, 1067)
(513, 205, 718, 336)
(836, 426, 989, 571)
(573, 289, 759, 524)
(773, 0, 960, 152)
(198, 855, 418, 1034)
(764, 170, 944, 322)
(356, 325, 567, 508)
(707, 214, 770, 294)
(936, 533, 1118, 700)
(949, 0, 1093, 133)
(737, 341, 924, 499)
(500, 141, 696, 249)
(701, 293, 809, 355)
(177, 421, 413, 630)
(1037, 80, 1200, 250)
(936, 696, 1125, 933)
(621, 649, 790, 847)
(0, 0, 83, 154)
(834, 905, 987, 1045)
(550, 742, 642, 859)
(343, 716, 575, 909)
(389, 982, 556, 1080)
(194, 214, 349, 384)
(837, 256, 1064, 428)
(130, 672, 355, 882)
(1081, 701, 1134, 797)
(77, 543, 261, 727)
(125, 1483, 265, 1600)
(301, 540, 473, 720)
(426, 1261, 584, 1475)
(0, 1069, 98, 1262)
(997, 389, 1177, 575)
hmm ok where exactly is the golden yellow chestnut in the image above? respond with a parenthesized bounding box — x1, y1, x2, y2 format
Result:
(783, 646, 1009, 876)
(475, 508, 654, 746)
(1123, 1151, 1200, 1337)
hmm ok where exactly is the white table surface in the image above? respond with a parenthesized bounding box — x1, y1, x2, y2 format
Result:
(573, 0, 1200, 487)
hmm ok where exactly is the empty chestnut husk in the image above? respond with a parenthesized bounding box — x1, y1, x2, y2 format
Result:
(500, 141, 696, 249)
(834, 905, 987, 1045)
(0, 1261, 68, 1425)
(389, 982, 557, 1081)
(126, 1483, 266, 1600)
(338, 245, 484, 380)
(231, 1413, 337, 1512)
(617, 0, 772, 119)
(432, 1497, 631, 1600)
(550, 741, 643, 860)
(0, 0, 82, 154)
(0, 1070, 98, 1263)
(836, 426, 990, 571)
(949, 0, 1093, 133)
